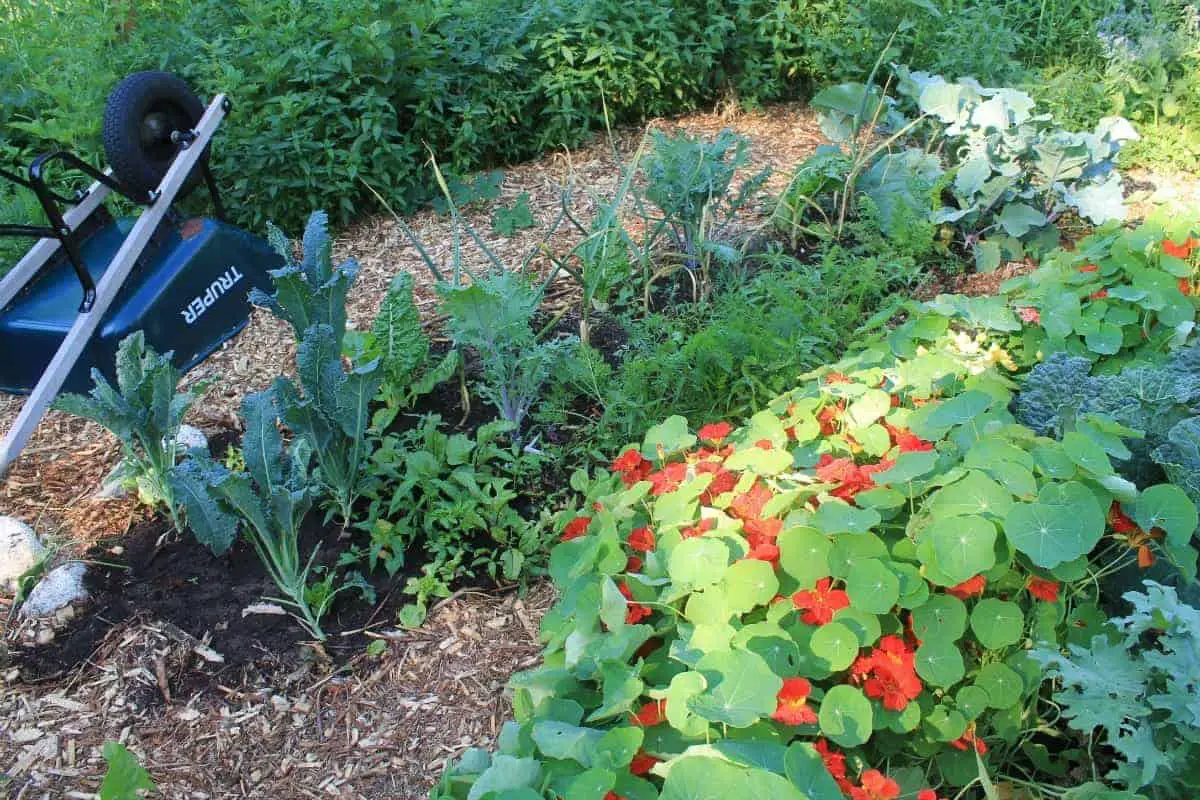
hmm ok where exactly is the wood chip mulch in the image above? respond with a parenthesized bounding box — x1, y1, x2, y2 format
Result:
(1, 584, 554, 799)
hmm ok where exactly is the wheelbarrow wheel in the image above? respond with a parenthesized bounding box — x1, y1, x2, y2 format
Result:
(102, 71, 207, 196)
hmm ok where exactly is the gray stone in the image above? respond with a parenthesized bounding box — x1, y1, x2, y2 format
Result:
(0, 516, 44, 592)
(174, 424, 208, 452)
(21, 562, 88, 618)
(94, 461, 131, 500)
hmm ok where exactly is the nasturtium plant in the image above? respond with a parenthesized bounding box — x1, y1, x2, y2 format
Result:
(432, 298, 1200, 800)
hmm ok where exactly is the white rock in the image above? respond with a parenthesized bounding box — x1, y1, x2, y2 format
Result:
(0, 516, 44, 592)
(21, 562, 88, 618)
(174, 424, 208, 452)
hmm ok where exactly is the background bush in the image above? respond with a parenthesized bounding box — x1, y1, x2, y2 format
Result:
(5, 0, 1195, 241)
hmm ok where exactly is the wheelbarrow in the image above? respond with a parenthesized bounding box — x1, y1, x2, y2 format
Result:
(0, 72, 282, 475)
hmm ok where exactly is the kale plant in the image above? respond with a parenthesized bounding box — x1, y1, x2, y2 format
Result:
(1031, 581, 1200, 798)
(1016, 346, 1200, 488)
(640, 129, 769, 301)
(54, 331, 206, 537)
(174, 390, 368, 640)
(440, 271, 577, 436)
(252, 211, 416, 524)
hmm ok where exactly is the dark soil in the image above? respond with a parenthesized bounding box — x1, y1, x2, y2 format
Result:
(14, 512, 409, 688)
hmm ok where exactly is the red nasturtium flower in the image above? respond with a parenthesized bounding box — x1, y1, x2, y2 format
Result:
(1027, 577, 1061, 603)
(629, 751, 658, 776)
(814, 739, 853, 794)
(1017, 306, 1041, 324)
(1163, 236, 1200, 259)
(884, 423, 935, 453)
(681, 518, 716, 539)
(1179, 277, 1194, 296)
(629, 699, 666, 727)
(1108, 501, 1140, 534)
(851, 769, 901, 800)
(858, 635, 923, 711)
(603, 793, 628, 800)
(648, 462, 688, 495)
(628, 527, 656, 552)
(946, 574, 987, 599)
(825, 371, 853, 384)
(625, 555, 643, 573)
(818, 402, 844, 435)
(772, 677, 819, 725)
(951, 723, 988, 754)
(561, 516, 591, 541)
(618, 582, 653, 624)
(730, 481, 774, 520)
(1079, 263, 1099, 273)
(696, 461, 738, 504)
(611, 448, 652, 487)
(1089, 289, 1109, 300)
(792, 578, 851, 625)
(918, 790, 943, 800)
(697, 421, 733, 443)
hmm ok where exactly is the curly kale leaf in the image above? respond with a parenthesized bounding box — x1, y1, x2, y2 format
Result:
(1014, 353, 1097, 436)
(1155, 417, 1200, 506)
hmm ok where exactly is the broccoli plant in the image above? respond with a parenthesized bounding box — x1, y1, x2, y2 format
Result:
(54, 331, 205, 535)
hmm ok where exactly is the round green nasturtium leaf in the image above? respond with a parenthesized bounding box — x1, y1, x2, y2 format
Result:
(566, 768, 617, 798)
(915, 638, 965, 687)
(937, 749, 982, 788)
(1134, 484, 1199, 549)
(910, 594, 967, 642)
(812, 501, 882, 535)
(1084, 321, 1124, 355)
(593, 727, 643, 771)
(723, 559, 779, 614)
(1050, 555, 1090, 582)
(1063, 431, 1114, 476)
(660, 756, 808, 800)
(740, 627, 802, 676)
(1003, 481, 1105, 568)
(923, 705, 968, 741)
(892, 563, 929, 609)
(872, 450, 940, 486)
(665, 671, 710, 738)
(1033, 445, 1076, 479)
(829, 533, 889, 578)
(833, 607, 882, 647)
(641, 415, 696, 459)
(975, 662, 1024, 709)
(818, 685, 874, 748)
(928, 515, 997, 584)
(927, 470, 1013, 519)
(724, 445, 794, 475)
(686, 587, 731, 625)
(810, 622, 860, 672)
(880, 701, 921, 733)
(779, 527, 832, 589)
(670, 538, 730, 587)
(783, 742, 847, 800)
(969, 598, 1024, 649)
(847, 390, 892, 429)
(845, 559, 901, 614)
(690, 650, 782, 728)
(955, 685, 990, 720)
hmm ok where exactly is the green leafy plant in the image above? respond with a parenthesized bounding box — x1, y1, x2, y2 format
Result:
(54, 331, 206, 537)
(357, 414, 551, 610)
(492, 192, 536, 236)
(432, 293, 1200, 799)
(99, 741, 154, 800)
(638, 129, 769, 304)
(440, 270, 578, 436)
(174, 391, 368, 640)
(1032, 581, 1200, 798)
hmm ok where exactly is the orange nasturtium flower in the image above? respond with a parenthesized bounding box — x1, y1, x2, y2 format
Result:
(628, 526, 656, 552)
(561, 516, 591, 541)
(946, 574, 986, 599)
(697, 421, 733, 443)
(772, 677, 819, 725)
(1027, 577, 1061, 603)
(850, 769, 901, 800)
(792, 578, 851, 625)
(1162, 236, 1200, 259)
(629, 699, 666, 727)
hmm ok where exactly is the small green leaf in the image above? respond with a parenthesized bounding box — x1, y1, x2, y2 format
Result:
(812, 501, 881, 535)
(969, 599, 1024, 649)
(911, 595, 967, 641)
(810, 622, 860, 672)
(1134, 484, 1199, 549)
(818, 685, 874, 747)
(722, 559, 779, 614)
(928, 515, 997, 584)
(670, 538, 730, 588)
(915, 638, 965, 687)
(779, 527, 832, 589)
(845, 559, 900, 614)
(1003, 482, 1105, 568)
(642, 416, 696, 459)
(100, 742, 155, 800)
(1063, 431, 1114, 476)
(975, 662, 1024, 709)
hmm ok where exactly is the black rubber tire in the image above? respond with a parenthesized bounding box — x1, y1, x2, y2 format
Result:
(102, 71, 206, 195)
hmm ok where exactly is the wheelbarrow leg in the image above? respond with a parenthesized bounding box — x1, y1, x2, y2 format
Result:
(0, 95, 229, 477)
